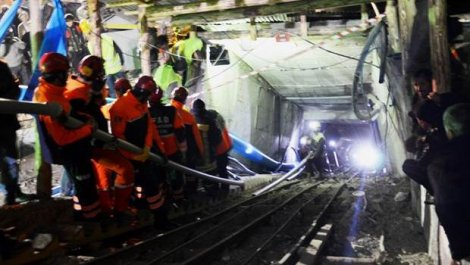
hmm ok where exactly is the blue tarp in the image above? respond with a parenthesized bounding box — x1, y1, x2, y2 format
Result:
(0, 0, 23, 42)
(22, 0, 67, 101)
(230, 133, 295, 172)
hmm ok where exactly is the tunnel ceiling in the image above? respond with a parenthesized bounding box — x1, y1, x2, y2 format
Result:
(214, 34, 372, 114)
(103, 0, 384, 119)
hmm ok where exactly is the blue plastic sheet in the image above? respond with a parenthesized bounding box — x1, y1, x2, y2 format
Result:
(22, 0, 67, 101)
(0, 0, 23, 43)
(230, 133, 295, 172)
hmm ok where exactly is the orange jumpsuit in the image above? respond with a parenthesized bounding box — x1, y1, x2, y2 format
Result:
(110, 91, 165, 212)
(150, 103, 187, 200)
(170, 99, 204, 195)
(34, 77, 101, 220)
(209, 110, 232, 193)
(64, 77, 135, 214)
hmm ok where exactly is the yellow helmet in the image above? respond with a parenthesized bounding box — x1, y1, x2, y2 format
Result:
(79, 19, 91, 35)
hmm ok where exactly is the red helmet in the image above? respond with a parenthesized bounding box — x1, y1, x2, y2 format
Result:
(134, 76, 157, 93)
(78, 55, 105, 80)
(171, 86, 188, 102)
(149, 87, 163, 105)
(39, 52, 70, 74)
(114, 78, 131, 95)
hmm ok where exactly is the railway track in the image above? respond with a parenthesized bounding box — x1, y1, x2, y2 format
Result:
(84, 178, 347, 265)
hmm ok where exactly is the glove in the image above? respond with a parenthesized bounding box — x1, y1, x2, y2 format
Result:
(133, 146, 150, 162)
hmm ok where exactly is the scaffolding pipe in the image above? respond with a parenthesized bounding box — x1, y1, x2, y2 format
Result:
(0, 99, 244, 187)
(252, 151, 313, 196)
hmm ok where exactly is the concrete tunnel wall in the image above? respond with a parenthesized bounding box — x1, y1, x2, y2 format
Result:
(198, 49, 303, 168)
(369, 63, 453, 264)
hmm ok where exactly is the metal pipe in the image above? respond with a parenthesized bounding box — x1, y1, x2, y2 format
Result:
(352, 20, 386, 120)
(0, 99, 244, 187)
(228, 156, 256, 175)
(0, 98, 63, 117)
(252, 151, 313, 196)
(286, 166, 305, 181)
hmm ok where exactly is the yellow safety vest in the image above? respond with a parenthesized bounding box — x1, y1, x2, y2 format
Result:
(88, 35, 122, 75)
(153, 64, 182, 91)
(178, 36, 203, 65)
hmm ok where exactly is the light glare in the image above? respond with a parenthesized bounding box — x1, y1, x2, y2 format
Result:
(350, 144, 383, 170)
(309, 121, 321, 131)
(329, 140, 336, 147)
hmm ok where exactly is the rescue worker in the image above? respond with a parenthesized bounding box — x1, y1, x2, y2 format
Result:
(190, 99, 222, 198)
(101, 78, 131, 120)
(153, 49, 183, 103)
(207, 108, 233, 194)
(170, 87, 203, 197)
(178, 25, 204, 89)
(149, 86, 187, 204)
(64, 55, 135, 218)
(0, 60, 35, 205)
(109, 76, 169, 229)
(33, 53, 101, 220)
(299, 130, 325, 177)
(311, 130, 326, 175)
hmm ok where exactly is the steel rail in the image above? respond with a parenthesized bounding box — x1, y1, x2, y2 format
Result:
(278, 182, 346, 264)
(0, 99, 244, 187)
(84, 180, 304, 265)
(240, 183, 344, 265)
(174, 182, 322, 265)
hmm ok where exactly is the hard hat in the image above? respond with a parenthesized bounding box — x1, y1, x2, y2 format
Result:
(78, 55, 105, 80)
(149, 87, 163, 105)
(64, 13, 74, 21)
(171, 86, 188, 102)
(114, 78, 132, 95)
(79, 19, 91, 35)
(192, 98, 205, 111)
(134, 75, 157, 94)
(39, 52, 70, 74)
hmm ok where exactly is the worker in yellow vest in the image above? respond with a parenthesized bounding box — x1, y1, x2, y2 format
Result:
(177, 25, 204, 90)
(153, 51, 183, 104)
(79, 19, 125, 98)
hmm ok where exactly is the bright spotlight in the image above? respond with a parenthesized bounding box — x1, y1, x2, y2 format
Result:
(349, 144, 383, 170)
(300, 136, 309, 146)
(329, 140, 337, 147)
(309, 121, 321, 131)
